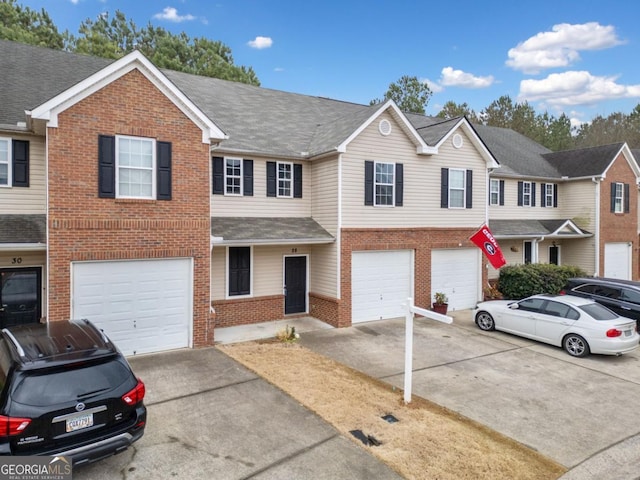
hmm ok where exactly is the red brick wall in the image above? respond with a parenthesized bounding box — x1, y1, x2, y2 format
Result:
(340, 227, 487, 327)
(309, 292, 340, 327)
(599, 153, 638, 279)
(213, 295, 284, 328)
(47, 69, 213, 346)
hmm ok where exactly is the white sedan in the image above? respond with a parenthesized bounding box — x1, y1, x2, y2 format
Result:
(474, 294, 639, 357)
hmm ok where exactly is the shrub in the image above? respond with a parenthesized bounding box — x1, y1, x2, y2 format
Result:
(497, 264, 586, 299)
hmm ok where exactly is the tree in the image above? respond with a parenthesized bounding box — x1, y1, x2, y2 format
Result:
(370, 75, 432, 115)
(0, 0, 64, 49)
(436, 101, 479, 123)
(481, 95, 515, 128)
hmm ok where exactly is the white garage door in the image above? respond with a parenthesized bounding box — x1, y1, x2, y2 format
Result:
(351, 250, 413, 323)
(72, 258, 192, 356)
(431, 249, 480, 311)
(604, 243, 631, 280)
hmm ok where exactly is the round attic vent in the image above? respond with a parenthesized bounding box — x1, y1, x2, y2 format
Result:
(379, 119, 392, 136)
(452, 133, 464, 149)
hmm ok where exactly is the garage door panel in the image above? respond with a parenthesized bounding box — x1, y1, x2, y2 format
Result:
(73, 259, 191, 356)
(604, 243, 631, 280)
(432, 249, 479, 311)
(352, 250, 413, 323)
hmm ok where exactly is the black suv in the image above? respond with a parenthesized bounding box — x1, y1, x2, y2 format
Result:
(0, 319, 146, 465)
(563, 277, 640, 330)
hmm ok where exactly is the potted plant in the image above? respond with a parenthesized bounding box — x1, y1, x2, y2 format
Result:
(432, 292, 448, 314)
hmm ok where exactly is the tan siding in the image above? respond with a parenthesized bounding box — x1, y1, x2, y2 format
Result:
(341, 114, 487, 228)
(559, 180, 597, 232)
(489, 178, 563, 220)
(561, 238, 596, 275)
(311, 157, 339, 235)
(211, 246, 226, 299)
(310, 242, 338, 298)
(211, 155, 312, 217)
(0, 134, 46, 214)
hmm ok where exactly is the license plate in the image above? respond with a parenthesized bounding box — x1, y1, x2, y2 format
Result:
(66, 413, 93, 433)
(625, 330, 632, 337)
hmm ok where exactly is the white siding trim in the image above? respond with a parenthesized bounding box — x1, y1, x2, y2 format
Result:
(337, 154, 343, 299)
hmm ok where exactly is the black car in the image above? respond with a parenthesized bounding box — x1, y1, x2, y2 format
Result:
(0, 319, 146, 465)
(562, 277, 640, 330)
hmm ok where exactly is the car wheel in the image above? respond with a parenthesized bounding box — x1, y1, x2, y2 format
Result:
(563, 334, 590, 357)
(475, 311, 495, 331)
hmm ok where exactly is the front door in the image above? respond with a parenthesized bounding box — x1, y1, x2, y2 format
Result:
(284, 256, 306, 314)
(0, 267, 42, 328)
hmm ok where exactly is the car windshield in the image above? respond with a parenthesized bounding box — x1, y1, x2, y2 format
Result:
(11, 359, 132, 406)
(578, 303, 619, 320)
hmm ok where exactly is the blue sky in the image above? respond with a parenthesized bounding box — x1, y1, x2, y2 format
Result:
(17, 0, 640, 126)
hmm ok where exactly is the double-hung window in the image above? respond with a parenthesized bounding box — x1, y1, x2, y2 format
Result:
(278, 162, 292, 197)
(0, 138, 9, 186)
(116, 136, 155, 199)
(614, 182, 624, 213)
(522, 181, 532, 207)
(545, 184, 554, 207)
(489, 179, 500, 206)
(375, 162, 394, 206)
(225, 158, 242, 195)
(448, 169, 466, 208)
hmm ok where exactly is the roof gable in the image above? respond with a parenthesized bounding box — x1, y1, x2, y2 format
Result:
(28, 50, 226, 144)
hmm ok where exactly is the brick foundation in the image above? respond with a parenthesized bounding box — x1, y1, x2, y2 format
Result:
(213, 295, 284, 328)
(309, 292, 341, 327)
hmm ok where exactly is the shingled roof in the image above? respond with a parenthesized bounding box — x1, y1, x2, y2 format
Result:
(543, 143, 626, 178)
(211, 217, 334, 244)
(0, 215, 46, 244)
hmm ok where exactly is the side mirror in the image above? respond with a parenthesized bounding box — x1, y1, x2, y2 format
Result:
(508, 303, 519, 310)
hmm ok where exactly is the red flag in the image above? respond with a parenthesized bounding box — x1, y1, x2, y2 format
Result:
(470, 224, 506, 269)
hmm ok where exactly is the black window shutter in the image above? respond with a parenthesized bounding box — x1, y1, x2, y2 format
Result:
(465, 169, 473, 209)
(624, 183, 630, 213)
(98, 135, 115, 198)
(499, 180, 505, 206)
(395, 163, 403, 206)
(540, 183, 546, 207)
(12, 140, 29, 187)
(517, 181, 523, 206)
(266, 161, 276, 197)
(212, 157, 224, 194)
(156, 141, 172, 200)
(293, 163, 302, 198)
(364, 161, 374, 206)
(228, 247, 251, 296)
(610, 183, 616, 212)
(553, 184, 558, 207)
(440, 168, 449, 208)
(243, 159, 253, 196)
(531, 183, 536, 207)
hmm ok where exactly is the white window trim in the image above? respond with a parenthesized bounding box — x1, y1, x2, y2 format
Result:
(614, 182, 624, 213)
(277, 161, 293, 198)
(545, 184, 554, 207)
(224, 157, 243, 196)
(448, 168, 466, 209)
(0, 137, 11, 188)
(226, 245, 253, 299)
(115, 135, 156, 200)
(522, 181, 532, 207)
(489, 178, 500, 206)
(374, 161, 395, 207)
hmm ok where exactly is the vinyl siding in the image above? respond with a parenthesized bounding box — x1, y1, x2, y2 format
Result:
(489, 177, 560, 220)
(310, 242, 338, 298)
(559, 180, 596, 233)
(0, 134, 46, 214)
(311, 156, 339, 235)
(211, 245, 311, 300)
(341, 113, 487, 228)
(211, 155, 311, 217)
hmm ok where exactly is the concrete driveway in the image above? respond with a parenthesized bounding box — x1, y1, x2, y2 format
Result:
(299, 311, 640, 479)
(73, 348, 401, 480)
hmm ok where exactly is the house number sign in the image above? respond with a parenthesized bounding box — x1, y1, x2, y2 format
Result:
(11, 257, 23, 264)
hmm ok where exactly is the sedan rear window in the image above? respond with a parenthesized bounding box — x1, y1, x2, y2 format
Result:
(11, 360, 133, 406)
(578, 303, 619, 320)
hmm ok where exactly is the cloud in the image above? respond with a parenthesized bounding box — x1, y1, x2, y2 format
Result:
(70, 0, 80, 4)
(421, 78, 444, 93)
(274, 67, 285, 72)
(153, 7, 196, 23)
(248, 36, 273, 49)
(439, 67, 494, 88)
(507, 22, 624, 74)
(518, 71, 640, 108)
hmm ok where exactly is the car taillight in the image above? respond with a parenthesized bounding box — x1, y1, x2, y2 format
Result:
(606, 328, 622, 338)
(0, 415, 31, 436)
(122, 379, 145, 406)
(558, 290, 566, 295)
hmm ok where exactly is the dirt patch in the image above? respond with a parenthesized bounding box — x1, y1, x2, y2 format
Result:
(218, 341, 566, 480)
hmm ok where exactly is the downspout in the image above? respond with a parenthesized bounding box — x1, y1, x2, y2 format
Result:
(593, 177, 601, 276)
(336, 153, 343, 300)
(45, 127, 50, 324)
(534, 237, 545, 263)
